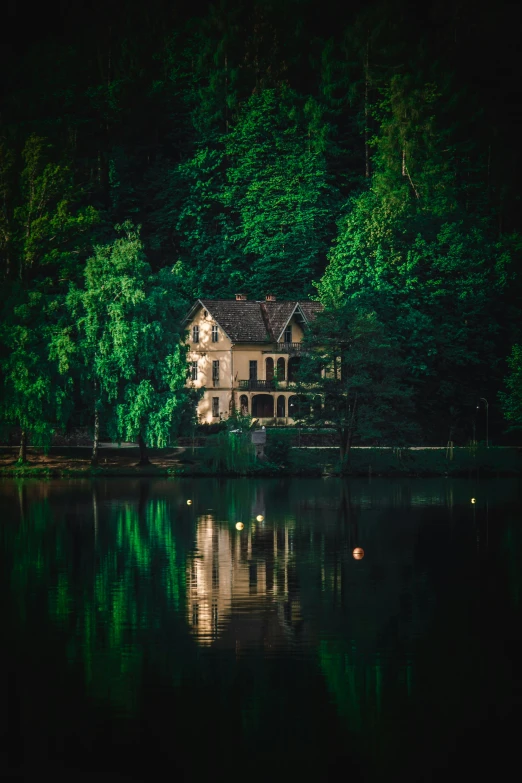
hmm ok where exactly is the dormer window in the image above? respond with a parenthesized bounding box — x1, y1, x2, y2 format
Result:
(192, 325, 199, 343)
(212, 325, 219, 343)
(283, 325, 292, 343)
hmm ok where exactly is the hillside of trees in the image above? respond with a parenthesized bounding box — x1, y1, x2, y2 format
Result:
(1, 0, 521, 449)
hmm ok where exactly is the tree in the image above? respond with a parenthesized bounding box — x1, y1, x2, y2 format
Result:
(224, 87, 338, 299)
(317, 181, 516, 441)
(67, 222, 197, 465)
(499, 345, 522, 430)
(295, 302, 416, 465)
(0, 134, 98, 461)
(151, 145, 243, 300)
(0, 285, 73, 462)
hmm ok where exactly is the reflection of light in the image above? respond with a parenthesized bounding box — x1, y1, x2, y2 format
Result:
(471, 498, 476, 504)
(235, 522, 244, 531)
(352, 547, 364, 560)
(256, 515, 264, 522)
(187, 500, 192, 505)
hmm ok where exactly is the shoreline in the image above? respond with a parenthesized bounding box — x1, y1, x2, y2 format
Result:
(1, 445, 520, 479)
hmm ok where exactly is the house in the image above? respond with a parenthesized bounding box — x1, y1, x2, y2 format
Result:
(184, 294, 323, 424)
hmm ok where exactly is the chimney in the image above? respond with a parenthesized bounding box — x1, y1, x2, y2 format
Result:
(265, 294, 276, 302)
(235, 293, 247, 301)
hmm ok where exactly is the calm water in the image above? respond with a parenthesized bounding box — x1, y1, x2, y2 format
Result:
(1, 477, 522, 781)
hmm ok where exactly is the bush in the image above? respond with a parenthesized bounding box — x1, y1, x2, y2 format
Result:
(203, 430, 257, 474)
(265, 432, 293, 466)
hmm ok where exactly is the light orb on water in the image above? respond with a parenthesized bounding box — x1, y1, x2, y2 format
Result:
(235, 522, 244, 531)
(256, 515, 264, 522)
(186, 499, 192, 505)
(352, 547, 364, 560)
(471, 498, 476, 504)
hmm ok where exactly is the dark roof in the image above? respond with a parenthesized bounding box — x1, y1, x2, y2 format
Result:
(184, 299, 323, 343)
(298, 301, 324, 323)
(262, 300, 298, 341)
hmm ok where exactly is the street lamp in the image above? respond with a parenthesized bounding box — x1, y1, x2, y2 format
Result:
(476, 397, 489, 448)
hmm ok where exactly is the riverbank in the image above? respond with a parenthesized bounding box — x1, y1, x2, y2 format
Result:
(1, 444, 521, 478)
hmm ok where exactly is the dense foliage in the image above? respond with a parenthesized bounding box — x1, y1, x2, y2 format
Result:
(295, 303, 417, 461)
(1, 0, 521, 450)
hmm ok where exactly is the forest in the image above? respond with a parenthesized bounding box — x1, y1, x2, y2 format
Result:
(1, 0, 521, 456)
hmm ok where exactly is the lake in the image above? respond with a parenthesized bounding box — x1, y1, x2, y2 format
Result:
(1, 477, 521, 781)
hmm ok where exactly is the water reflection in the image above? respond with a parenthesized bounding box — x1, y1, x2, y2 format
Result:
(187, 511, 302, 648)
(1, 477, 521, 780)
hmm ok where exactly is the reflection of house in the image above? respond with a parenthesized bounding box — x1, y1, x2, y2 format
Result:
(186, 515, 302, 647)
(183, 295, 322, 424)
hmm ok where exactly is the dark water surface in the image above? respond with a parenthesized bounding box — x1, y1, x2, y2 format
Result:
(1, 477, 522, 781)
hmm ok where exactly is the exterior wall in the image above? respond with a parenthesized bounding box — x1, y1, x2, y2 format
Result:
(186, 307, 234, 423)
(186, 309, 307, 424)
(276, 319, 304, 343)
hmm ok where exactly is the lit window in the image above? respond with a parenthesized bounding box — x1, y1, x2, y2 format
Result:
(212, 325, 219, 342)
(191, 361, 198, 381)
(284, 325, 292, 343)
(212, 397, 219, 417)
(212, 360, 220, 385)
(192, 325, 199, 343)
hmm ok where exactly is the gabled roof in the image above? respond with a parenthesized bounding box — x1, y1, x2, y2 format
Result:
(298, 301, 324, 323)
(262, 300, 299, 341)
(183, 298, 323, 343)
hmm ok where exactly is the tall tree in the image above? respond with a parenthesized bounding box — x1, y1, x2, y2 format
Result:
(295, 302, 416, 463)
(224, 87, 338, 298)
(66, 222, 197, 465)
(0, 285, 73, 462)
(0, 134, 98, 459)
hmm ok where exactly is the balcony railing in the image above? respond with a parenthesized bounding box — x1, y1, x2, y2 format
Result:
(276, 342, 302, 353)
(238, 379, 276, 391)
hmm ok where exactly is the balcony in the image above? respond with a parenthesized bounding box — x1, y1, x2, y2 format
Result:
(238, 379, 276, 391)
(273, 342, 303, 354)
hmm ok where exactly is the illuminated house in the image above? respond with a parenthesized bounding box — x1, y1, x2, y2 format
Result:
(183, 294, 323, 424)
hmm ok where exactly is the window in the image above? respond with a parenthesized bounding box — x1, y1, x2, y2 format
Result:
(249, 360, 257, 381)
(283, 325, 292, 343)
(212, 397, 219, 417)
(212, 325, 219, 343)
(277, 395, 286, 418)
(265, 357, 274, 381)
(277, 357, 285, 381)
(192, 325, 199, 343)
(212, 360, 220, 385)
(240, 395, 249, 415)
(191, 361, 198, 381)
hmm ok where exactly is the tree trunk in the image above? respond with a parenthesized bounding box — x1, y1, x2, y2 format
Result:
(340, 392, 358, 469)
(345, 392, 358, 467)
(91, 408, 100, 466)
(339, 427, 350, 466)
(137, 433, 150, 466)
(18, 429, 27, 463)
